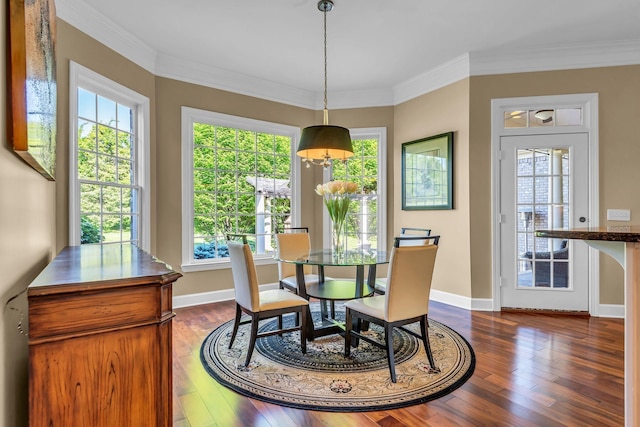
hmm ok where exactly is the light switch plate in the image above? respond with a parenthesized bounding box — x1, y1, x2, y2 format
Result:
(607, 209, 631, 221)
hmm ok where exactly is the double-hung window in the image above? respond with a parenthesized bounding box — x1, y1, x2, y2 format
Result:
(69, 62, 150, 249)
(324, 127, 387, 251)
(181, 107, 300, 271)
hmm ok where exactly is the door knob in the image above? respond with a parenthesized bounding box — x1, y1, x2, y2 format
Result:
(579, 217, 586, 223)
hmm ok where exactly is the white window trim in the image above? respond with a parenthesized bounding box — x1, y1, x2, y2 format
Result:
(322, 127, 387, 251)
(180, 106, 301, 272)
(68, 61, 151, 251)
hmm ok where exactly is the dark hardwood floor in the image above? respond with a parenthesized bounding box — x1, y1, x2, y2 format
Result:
(172, 300, 624, 426)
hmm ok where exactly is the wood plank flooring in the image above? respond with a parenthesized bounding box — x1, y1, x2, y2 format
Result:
(172, 300, 624, 426)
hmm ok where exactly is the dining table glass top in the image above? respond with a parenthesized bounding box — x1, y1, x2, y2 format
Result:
(275, 248, 390, 267)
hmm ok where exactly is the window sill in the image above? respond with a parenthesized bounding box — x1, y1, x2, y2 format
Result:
(181, 256, 277, 273)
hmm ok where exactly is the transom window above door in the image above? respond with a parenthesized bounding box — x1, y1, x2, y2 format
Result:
(504, 108, 582, 128)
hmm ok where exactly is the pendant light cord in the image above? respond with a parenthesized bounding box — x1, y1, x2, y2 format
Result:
(323, 5, 329, 125)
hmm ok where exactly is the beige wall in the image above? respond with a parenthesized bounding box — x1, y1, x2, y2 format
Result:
(1, 2, 57, 425)
(154, 78, 395, 296)
(394, 66, 640, 304)
(394, 79, 473, 298)
(468, 65, 640, 303)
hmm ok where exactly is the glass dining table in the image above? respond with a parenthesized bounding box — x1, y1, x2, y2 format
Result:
(275, 248, 390, 340)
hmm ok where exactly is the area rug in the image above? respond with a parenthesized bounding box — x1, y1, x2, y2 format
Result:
(200, 302, 475, 412)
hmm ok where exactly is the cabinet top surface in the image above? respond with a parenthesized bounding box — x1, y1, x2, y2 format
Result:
(536, 226, 640, 242)
(28, 244, 181, 292)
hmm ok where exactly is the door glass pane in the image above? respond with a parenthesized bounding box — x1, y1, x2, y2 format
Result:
(534, 150, 550, 174)
(516, 148, 570, 289)
(517, 177, 533, 203)
(534, 177, 550, 203)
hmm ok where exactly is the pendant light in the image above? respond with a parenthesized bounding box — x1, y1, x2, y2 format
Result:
(297, 0, 354, 168)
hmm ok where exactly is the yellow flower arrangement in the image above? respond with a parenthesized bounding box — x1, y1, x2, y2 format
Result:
(315, 180, 359, 253)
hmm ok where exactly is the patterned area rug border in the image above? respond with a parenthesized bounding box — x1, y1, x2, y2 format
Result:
(200, 303, 475, 412)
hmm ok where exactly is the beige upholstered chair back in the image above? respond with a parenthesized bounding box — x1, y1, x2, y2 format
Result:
(228, 241, 260, 312)
(384, 244, 438, 322)
(276, 233, 313, 279)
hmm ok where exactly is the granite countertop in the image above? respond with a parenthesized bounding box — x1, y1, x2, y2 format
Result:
(536, 226, 640, 242)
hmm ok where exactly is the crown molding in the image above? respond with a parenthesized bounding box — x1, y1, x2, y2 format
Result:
(155, 54, 317, 109)
(56, 0, 640, 109)
(393, 54, 471, 105)
(156, 54, 395, 109)
(326, 88, 395, 109)
(470, 39, 640, 76)
(55, 0, 157, 74)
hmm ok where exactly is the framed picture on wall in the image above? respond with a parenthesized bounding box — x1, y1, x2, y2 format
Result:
(401, 132, 454, 210)
(8, 0, 57, 180)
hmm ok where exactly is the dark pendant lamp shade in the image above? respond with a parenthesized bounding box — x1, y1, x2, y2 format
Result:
(297, 125, 354, 161)
(296, 0, 354, 167)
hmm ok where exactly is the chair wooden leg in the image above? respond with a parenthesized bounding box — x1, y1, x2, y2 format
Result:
(354, 317, 363, 346)
(344, 308, 352, 357)
(277, 315, 283, 336)
(244, 313, 260, 367)
(303, 302, 315, 342)
(228, 303, 242, 349)
(385, 323, 397, 383)
(299, 307, 307, 354)
(420, 315, 438, 371)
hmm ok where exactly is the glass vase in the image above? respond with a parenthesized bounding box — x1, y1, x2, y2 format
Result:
(332, 217, 346, 257)
(324, 193, 351, 259)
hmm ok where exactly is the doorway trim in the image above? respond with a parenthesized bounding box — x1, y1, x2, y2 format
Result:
(491, 93, 599, 313)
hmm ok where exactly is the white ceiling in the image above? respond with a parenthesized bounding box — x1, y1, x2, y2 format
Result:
(55, 0, 640, 109)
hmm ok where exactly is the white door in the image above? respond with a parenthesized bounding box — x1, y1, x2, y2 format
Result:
(500, 133, 590, 311)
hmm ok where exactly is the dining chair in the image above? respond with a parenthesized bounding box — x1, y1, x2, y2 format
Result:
(374, 227, 432, 295)
(344, 235, 440, 383)
(275, 228, 322, 294)
(227, 235, 309, 366)
(276, 228, 337, 319)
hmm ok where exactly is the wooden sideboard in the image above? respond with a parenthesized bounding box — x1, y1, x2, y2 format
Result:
(27, 244, 182, 427)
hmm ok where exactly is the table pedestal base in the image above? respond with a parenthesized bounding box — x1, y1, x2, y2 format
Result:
(305, 279, 376, 340)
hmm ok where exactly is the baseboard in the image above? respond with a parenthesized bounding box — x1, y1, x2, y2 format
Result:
(501, 307, 591, 316)
(173, 285, 617, 316)
(173, 285, 494, 311)
(596, 304, 625, 318)
(429, 289, 494, 311)
(172, 282, 279, 309)
(173, 284, 486, 310)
